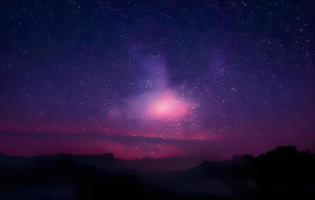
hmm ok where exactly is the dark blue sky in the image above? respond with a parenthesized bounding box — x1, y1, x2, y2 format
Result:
(0, 0, 315, 159)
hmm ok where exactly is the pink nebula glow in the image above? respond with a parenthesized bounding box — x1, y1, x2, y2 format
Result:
(146, 91, 192, 120)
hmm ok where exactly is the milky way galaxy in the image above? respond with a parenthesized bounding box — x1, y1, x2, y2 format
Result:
(0, 0, 315, 160)
(127, 58, 196, 122)
(146, 91, 191, 120)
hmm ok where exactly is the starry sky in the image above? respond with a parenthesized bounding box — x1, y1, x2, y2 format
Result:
(0, 0, 315, 160)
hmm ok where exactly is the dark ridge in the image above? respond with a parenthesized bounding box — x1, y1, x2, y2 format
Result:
(1, 146, 315, 199)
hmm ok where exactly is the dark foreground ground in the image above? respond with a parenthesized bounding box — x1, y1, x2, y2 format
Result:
(1, 146, 315, 200)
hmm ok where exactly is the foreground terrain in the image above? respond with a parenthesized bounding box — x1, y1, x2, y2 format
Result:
(1, 146, 315, 200)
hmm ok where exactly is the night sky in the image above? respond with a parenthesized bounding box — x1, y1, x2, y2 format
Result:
(1, 0, 315, 160)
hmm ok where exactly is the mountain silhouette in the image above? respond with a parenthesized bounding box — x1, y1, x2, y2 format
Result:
(1, 146, 315, 199)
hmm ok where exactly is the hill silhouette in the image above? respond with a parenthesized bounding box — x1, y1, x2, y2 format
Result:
(1, 146, 315, 199)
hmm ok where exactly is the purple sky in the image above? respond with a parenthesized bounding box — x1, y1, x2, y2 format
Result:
(1, 0, 315, 160)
